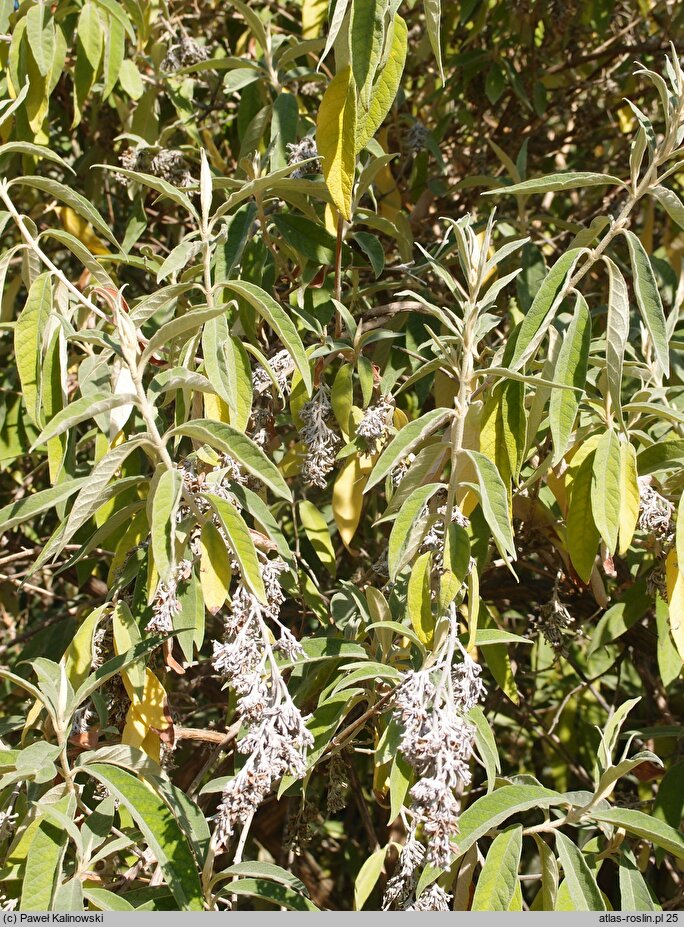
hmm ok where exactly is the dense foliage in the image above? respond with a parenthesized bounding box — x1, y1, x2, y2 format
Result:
(1, 0, 684, 912)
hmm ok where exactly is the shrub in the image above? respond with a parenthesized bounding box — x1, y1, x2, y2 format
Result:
(0, 0, 683, 912)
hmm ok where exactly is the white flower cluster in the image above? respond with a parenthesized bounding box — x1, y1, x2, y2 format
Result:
(299, 386, 340, 487)
(146, 559, 193, 634)
(531, 585, 575, 655)
(252, 348, 294, 396)
(392, 605, 485, 872)
(212, 556, 312, 845)
(356, 396, 395, 456)
(638, 478, 674, 541)
(287, 136, 321, 178)
(421, 503, 470, 553)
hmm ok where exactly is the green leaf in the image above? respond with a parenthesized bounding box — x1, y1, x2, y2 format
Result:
(356, 15, 407, 151)
(219, 861, 308, 895)
(471, 826, 523, 910)
(0, 476, 88, 533)
(510, 248, 584, 371)
(25, 2, 55, 77)
(354, 846, 389, 910)
(650, 183, 684, 230)
(533, 834, 558, 911)
(220, 280, 311, 394)
(603, 256, 630, 430)
(11, 176, 118, 247)
(416, 784, 564, 895)
(567, 450, 600, 583)
(141, 305, 227, 365)
(407, 550, 435, 647)
(83, 888, 135, 911)
(350, 0, 385, 106)
(169, 419, 292, 501)
(205, 492, 266, 603)
(226, 878, 319, 911)
(316, 66, 357, 220)
(15, 272, 52, 427)
(365, 408, 452, 492)
(464, 450, 516, 559)
(549, 294, 590, 462)
(31, 392, 137, 449)
(21, 819, 67, 911)
(554, 831, 606, 910)
(619, 858, 657, 911)
(484, 172, 623, 196)
(151, 468, 183, 583)
(623, 229, 670, 378)
(387, 482, 443, 579)
(62, 437, 148, 544)
(78, 1, 104, 69)
(84, 764, 203, 910)
(588, 808, 684, 860)
(299, 500, 336, 575)
(423, 0, 443, 81)
(591, 429, 621, 555)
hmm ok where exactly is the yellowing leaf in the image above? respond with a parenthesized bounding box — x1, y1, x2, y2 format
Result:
(618, 440, 640, 555)
(200, 521, 232, 614)
(665, 548, 684, 663)
(566, 450, 600, 583)
(62, 605, 107, 689)
(107, 508, 148, 585)
(408, 551, 434, 647)
(302, 0, 328, 38)
(356, 14, 407, 151)
(333, 452, 368, 549)
(299, 500, 336, 576)
(121, 668, 169, 763)
(57, 206, 110, 255)
(316, 66, 357, 220)
(204, 391, 231, 423)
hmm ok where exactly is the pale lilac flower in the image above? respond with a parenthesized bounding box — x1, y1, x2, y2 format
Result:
(406, 884, 452, 911)
(356, 396, 395, 455)
(299, 386, 340, 487)
(390, 602, 485, 871)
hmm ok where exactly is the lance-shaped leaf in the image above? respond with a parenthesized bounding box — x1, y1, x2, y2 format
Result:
(567, 450, 600, 583)
(169, 419, 292, 501)
(623, 229, 670, 378)
(619, 858, 657, 911)
(591, 429, 621, 555)
(10, 176, 118, 247)
(365, 408, 452, 492)
(463, 450, 516, 560)
(650, 183, 684, 230)
(555, 830, 606, 910)
(350, 0, 385, 107)
(471, 826, 523, 911)
(204, 493, 266, 603)
(356, 15, 407, 151)
(85, 764, 203, 910)
(589, 807, 684, 860)
(15, 272, 52, 427)
(220, 280, 311, 395)
(510, 248, 585, 371)
(0, 476, 88, 534)
(549, 294, 590, 463)
(603, 256, 630, 429)
(151, 468, 183, 583)
(423, 0, 443, 81)
(484, 171, 623, 196)
(30, 392, 137, 449)
(316, 66, 357, 220)
(618, 440, 640, 555)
